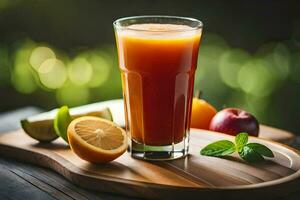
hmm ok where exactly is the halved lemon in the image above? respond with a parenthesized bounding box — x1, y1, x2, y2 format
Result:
(67, 116, 128, 163)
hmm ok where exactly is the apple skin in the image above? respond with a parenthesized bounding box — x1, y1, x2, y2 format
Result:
(209, 108, 259, 137)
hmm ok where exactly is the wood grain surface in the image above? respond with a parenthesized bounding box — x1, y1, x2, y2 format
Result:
(259, 125, 296, 145)
(0, 128, 299, 200)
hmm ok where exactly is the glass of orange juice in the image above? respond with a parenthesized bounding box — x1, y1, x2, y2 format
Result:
(114, 16, 203, 160)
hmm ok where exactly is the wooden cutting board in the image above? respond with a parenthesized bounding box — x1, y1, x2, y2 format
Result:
(0, 129, 299, 200)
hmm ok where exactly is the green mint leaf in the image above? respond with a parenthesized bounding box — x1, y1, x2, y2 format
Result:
(239, 145, 264, 163)
(200, 140, 236, 157)
(235, 132, 248, 152)
(246, 143, 274, 158)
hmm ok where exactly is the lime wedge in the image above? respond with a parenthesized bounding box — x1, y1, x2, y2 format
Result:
(21, 118, 58, 143)
(54, 106, 113, 143)
(21, 105, 113, 143)
(54, 106, 72, 143)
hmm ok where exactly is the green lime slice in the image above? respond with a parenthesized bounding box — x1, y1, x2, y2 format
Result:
(21, 104, 113, 143)
(54, 106, 113, 143)
(21, 118, 58, 143)
(54, 106, 72, 143)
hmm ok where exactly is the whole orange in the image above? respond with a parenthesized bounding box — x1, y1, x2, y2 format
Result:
(190, 98, 217, 130)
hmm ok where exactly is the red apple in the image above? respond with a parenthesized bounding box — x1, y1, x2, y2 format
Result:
(209, 108, 259, 137)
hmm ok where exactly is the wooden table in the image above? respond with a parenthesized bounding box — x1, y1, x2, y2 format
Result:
(0, 107, 299, 200)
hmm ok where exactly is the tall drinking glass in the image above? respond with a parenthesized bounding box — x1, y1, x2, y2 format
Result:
(114, 16, 203, 160)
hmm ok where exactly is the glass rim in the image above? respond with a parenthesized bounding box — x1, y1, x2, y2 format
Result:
(113, 15, 203, 32)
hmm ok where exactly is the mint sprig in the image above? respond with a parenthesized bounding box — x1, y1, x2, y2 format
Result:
(235, 132, 248, 152)
(200, 140, 236, 157)
(200, 133, 274, 163)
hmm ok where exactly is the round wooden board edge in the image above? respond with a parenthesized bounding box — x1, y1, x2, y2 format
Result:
(259, 124, 296, 144)
(0, 129, 300, 199)
(0, 142, 299, 200)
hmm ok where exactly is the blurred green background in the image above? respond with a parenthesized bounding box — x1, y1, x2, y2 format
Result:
(0, 0, 300, 135)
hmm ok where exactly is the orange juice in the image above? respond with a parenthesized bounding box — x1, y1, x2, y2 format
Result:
(116, 24, 202, 146)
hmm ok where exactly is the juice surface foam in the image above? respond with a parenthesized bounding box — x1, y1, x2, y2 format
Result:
(119, 23, 201, 39)
(127, 24, 193, 31)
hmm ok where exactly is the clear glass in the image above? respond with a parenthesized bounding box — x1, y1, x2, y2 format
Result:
(114, 16, 203, 160)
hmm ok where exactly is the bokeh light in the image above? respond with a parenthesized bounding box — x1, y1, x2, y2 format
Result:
(29, 46, 56, 71)
(56, 84, 90, 106)
(197, 34, 230, 79)
(238, 59, 277, 97)
(38, 58, 67, 89)
(227, 92, 270, 121)
(11, 41, 38, 94)
(195, 33, 230, 103)
(272, 43, 290, 80)
(68, 57, 93, 86)
(80, 50, 111, 88)
(219, 49, 251, 89)
(255, 43, 290, 81)
(196, 35, 228, 82)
